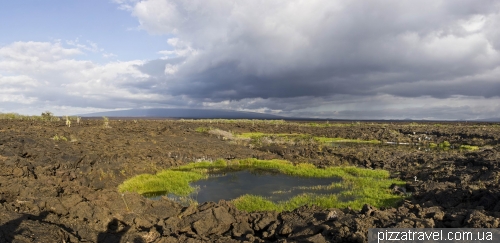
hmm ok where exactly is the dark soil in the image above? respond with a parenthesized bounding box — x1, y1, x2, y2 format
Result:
(1, 119, 500, 242)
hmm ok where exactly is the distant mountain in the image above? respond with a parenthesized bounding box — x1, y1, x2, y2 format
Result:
(475, 118, 500, 122)
(78, 108, 286, 119)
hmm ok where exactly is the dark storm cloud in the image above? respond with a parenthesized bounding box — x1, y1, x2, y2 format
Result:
(379, 78, 500, 99)
(124, 0, 500, 110)
(135, 59, 391, 101)
(287, 105, 500, 120)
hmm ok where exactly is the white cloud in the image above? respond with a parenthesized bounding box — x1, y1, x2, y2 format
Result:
(158, 38, 198, 58)
(461, 15, 486, 33)
(65, 38, 100, 53)
(163, 63, 178, 75)
(0, 94, 38, 104)
(0, 75, 38, 87)
(102, 52, 118, 58)
(0, 41, 81, 63)
(0, 40, 164, 115)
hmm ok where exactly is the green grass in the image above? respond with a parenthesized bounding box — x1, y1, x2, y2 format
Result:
(315, 137, 381, 144)
(238, 132, 309, 139)
(119, 170, 206, 196)
(460, 145, 480, 150)
(0, 111, 84, 122)
(237, 132, 380, 144)
(0, 111, 62, 121)
(438, 141, 451, 147)
(119, 158, 406, 212)
(195, 127, 211, 133)
(52, 134, 68, 141)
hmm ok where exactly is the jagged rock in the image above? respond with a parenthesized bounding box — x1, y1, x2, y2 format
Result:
(180, 206, 235, 236)
(2, 120, 500, 242)
(253, 212, 277, 231)
(231, 221, 254, 237)
(134, 217, 153, 230)
(306, 233, 328, 243)
(391, 184, 407, 195)
(361, 204, 377, 216)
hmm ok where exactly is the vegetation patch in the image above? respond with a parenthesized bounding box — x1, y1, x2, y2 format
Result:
(460, 145, 480, 150)
(195, 127, 211, 133)
(119, 158, 406, 212)
(439, 141, 451, 147)
(237, 132, 306, 139)
(119, 170, 206, 196)
(0, 111, 85, 123)
(52, 134, 68, 141)
(238, 132, 380, 144)
(315, 137, 381, 144)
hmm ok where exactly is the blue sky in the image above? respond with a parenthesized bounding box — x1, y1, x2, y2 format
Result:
(1, 0, 500, 120)
(0, 0, 170, 62)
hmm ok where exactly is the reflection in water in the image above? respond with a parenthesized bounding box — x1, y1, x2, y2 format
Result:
(146, 170, 342, 204)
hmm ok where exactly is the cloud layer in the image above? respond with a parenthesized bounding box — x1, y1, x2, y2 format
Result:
(0, 41, 169, 115)
(126, 0, 500, 119)
(2, 0, 500, 119)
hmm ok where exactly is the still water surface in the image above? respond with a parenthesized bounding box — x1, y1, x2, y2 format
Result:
(147, 170, 342, 204)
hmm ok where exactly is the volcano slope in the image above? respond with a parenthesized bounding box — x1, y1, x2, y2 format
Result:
(1, 119, 500, 242)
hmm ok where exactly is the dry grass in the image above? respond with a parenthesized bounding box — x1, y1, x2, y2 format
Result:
(207, 129, 251, 143)
(208, 128, 235, 140)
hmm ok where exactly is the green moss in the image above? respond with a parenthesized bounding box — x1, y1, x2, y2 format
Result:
(439, 141, 451, 147)
(315, 137, 381, 144)
(0, 111, 59, 121)
(237, 132, 380, 144)
(460, 145, 479, 150)
(238, 132, 306, 139)
(119, 158, 406, 212)
(52, 134, 68, 141)
(195, 127, 211, 133)
(213, 158, 227, 167)
(118, 170, 206, 195)
(429, 142, 437, 147)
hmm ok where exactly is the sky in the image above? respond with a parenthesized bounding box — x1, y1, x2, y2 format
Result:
(1, 0, 500, 120)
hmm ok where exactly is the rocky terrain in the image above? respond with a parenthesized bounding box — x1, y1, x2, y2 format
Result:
(1, 119, 500, 242)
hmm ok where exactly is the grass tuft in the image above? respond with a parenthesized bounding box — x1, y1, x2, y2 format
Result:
(237, 132, 380, 145)
(52, 134, 68, 141)
(195, 127, 211, 133)
(459, 145, 479, 150)
(439, 141, 451, 147)
(118, 170, 206, 195)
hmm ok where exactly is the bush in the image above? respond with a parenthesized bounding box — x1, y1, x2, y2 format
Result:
(41, 111, 54, 121)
